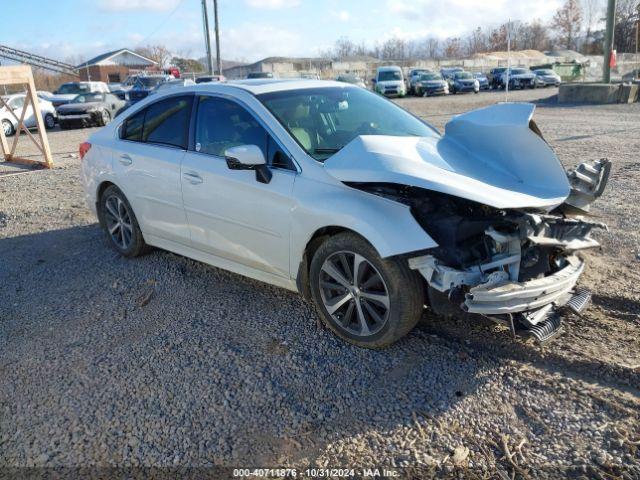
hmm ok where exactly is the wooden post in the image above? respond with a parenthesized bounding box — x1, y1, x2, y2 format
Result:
(0, 65, 53, 169)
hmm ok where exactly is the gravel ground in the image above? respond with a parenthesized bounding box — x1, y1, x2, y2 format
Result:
(1, 88, 639, 478)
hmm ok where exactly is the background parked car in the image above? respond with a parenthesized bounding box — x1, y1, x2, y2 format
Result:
(37, 90, 55, 102)
(195, 74, 226, 83)
(487, 67, 507, 89)
(532, 69, 562, 87)
(440, 67, 464, 83)
(450, 71, 479, 94)
(406, 68, 431, 95)
(373, 66, 406, 97)
(150, 78, 196, 94)
(501, 67, 537, 90)
(414, 72, 448, 96)
(247, 72, 275, 79)
(1, 93, 56, 136)
(49, 81, 110, 108)
(473, 72, 490, 90)
(127, 75, 172, 104)
(56, 92, 126, 130)
(335, 73, 367, 88)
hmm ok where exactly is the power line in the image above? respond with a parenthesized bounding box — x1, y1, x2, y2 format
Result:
(136, 0, 188, 47)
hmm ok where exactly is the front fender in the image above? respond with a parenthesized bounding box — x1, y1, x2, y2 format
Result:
(290, 176, 437, 279)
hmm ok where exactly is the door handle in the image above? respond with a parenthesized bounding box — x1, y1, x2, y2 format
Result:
(119, 154, 132, 165)
(183, 171, 203, 184)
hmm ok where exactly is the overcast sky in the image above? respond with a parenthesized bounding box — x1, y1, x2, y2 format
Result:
(2, 0, 592, 64)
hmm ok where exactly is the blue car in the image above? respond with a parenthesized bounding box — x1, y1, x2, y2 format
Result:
(127, 75, 172, 105)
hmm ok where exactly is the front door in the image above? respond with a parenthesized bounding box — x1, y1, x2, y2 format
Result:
(181, 95, 296, 278)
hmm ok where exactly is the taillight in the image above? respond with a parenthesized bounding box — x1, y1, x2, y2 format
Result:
(79, 142, 91, 160)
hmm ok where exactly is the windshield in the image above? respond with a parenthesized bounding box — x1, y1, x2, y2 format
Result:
(455, 72, 473, 79)
(419, 73, 441, 81)
(135, 77, 164, 88)
(258, 87, 438, 161)
(71, 93, 103, 103)
(511, 69, 528, 75)
(536, 69, 554, 75)
(377, 70, 402, 81)
(57, 83, 90, 95)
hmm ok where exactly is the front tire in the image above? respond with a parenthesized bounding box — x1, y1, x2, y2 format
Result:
(99, 185, 148, 257)
(309, 232, 424, 349)
(98, 109, 111, 127)
(2, 119, 15, 136)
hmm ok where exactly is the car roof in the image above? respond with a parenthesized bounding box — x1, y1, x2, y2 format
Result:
(221, 79, 349, 94)
(377, 66, 402, 71)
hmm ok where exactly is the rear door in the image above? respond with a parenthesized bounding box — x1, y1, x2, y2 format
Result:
(180, 95, 297, 278)
(111, 94, 193, 246)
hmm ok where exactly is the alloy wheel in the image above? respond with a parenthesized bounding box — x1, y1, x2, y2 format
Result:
(2, 120, 13, 136)
(102, 110, 111, 125)
(104, 195, 133, 250)
(45, 114, 55, 129)
(319, 251, 390, 337)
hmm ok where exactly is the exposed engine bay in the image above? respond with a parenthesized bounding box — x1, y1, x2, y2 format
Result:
(346, 157, 611, 343)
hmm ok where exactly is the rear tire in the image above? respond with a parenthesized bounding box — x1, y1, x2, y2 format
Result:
(309, 232, 424, 349)
(99, 185, 149, 257)
(44, 113, 55, 130)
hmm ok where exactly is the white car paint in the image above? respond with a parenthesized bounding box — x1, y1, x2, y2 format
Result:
(0, 93, 56, 135)
(81, 80, 437, 291)
(80, 80, 607, 344)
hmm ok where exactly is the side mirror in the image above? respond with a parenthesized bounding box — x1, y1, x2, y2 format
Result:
(224, 145, 272, 184)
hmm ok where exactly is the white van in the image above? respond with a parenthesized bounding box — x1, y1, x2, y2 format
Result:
(374, 66, 406, 97)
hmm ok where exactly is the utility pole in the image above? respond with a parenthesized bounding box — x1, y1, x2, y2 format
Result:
(212, 0, 222, 76)
(201, 0, 213, 75)
(602, 0, 616, 83)
(505, 19, 511, 101)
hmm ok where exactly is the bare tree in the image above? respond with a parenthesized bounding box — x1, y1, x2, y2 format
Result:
(466, 27, 489, 55)
(613, 0, 640, 53)
(489, 24, 509, 51)
(443, 37, 463, 58)
(552, 0, 583, 50)
(135, 45, 172, 68)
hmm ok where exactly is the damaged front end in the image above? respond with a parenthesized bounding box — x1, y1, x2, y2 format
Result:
(328, 102, 611, 343)
(349, 173, 609, 343)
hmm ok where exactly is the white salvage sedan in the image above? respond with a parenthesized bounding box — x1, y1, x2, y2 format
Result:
(79, 80, 610, 348)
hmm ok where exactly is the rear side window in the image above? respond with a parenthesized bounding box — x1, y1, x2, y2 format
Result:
(120, 95, 192, 148)
(122, 109, 145, 142)
(143, 96, 193, 149)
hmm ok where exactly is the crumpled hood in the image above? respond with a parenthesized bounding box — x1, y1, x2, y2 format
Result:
(324, 103, 570, 210)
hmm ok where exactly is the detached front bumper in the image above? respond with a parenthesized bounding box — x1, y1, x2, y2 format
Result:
(463, 255, 584, 315)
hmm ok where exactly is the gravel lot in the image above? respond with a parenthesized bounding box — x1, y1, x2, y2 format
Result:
(1, 88, 639, 478)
